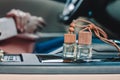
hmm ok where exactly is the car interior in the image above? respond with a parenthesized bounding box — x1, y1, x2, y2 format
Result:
(0, 0, 120, 79)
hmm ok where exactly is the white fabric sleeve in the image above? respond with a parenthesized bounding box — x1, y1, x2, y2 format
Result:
(0, 17, 17, 40)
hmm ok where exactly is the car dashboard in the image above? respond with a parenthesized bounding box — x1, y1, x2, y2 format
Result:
(0, 51, 120, 74)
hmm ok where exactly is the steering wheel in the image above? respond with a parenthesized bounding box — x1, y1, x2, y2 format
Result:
(60, 0, 120, 39)
(59, 0, 91, 24)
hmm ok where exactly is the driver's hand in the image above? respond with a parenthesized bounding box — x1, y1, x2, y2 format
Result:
(6, 9, 46, 33)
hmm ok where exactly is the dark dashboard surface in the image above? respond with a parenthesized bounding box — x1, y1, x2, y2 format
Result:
(0, 52, 120, 74)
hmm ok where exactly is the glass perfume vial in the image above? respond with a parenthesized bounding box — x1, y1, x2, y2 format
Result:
(77, 31, 92, 62)
(63, 33, 76, 62)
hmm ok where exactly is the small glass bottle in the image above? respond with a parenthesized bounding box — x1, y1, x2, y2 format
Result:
(77, 31, 92, 62)
(63, 33, 76, 62)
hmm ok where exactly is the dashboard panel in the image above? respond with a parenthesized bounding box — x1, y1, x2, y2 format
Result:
(0, 52, 120, 74)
